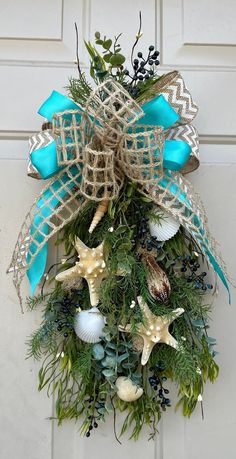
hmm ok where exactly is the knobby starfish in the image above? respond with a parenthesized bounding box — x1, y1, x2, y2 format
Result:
(55, 238, 107, 306)
(119, 296, 184, 365)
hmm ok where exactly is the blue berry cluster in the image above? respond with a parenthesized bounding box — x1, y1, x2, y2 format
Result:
(53, 289, 84, 338)
(86, 396, 105, 437)
(138, 216, 162, 252)
(125, 45, 160, 97)
(149, 362, 171, 411)
(179, 256, 213, 291)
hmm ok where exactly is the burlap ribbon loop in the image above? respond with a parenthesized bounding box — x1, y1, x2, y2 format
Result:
(80, 139, 123, 201)
(84, 79, 144, 147)
(118, 125, 164, 183)
(52, 108, 86, 166)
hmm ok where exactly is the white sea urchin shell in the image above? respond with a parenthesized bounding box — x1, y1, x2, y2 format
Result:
(74, 307, 106, 343)
(149, 208, 180, 242)
(116, 377, 143, 402)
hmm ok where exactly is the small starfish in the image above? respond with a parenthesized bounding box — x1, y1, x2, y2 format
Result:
(119, 296, 184, 365)
(55, 238, 107, 307)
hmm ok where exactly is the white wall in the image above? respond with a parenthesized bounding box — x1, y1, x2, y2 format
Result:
(1, 1, 236, 458)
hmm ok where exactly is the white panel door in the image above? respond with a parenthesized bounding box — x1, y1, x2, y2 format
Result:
(0, 1, 235, 458)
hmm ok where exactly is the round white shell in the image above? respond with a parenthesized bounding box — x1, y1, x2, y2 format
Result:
(116, 377, 143, 402)
(74, 307, 106, 343)
(149, 208, 180, 242)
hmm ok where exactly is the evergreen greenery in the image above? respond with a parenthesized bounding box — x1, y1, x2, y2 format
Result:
(27, 183, 218, 440)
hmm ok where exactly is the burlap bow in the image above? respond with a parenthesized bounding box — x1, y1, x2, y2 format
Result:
(8, 73, 230, 304)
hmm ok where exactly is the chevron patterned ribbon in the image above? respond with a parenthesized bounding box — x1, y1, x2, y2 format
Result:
(28, 130, 55, 179)
(7, 74, 230, 304)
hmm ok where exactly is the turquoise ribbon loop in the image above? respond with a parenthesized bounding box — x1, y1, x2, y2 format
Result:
(38, 90, 80, 121)
(139, 94, 191, 171)
(163, 140, 191, 171)
(138, 94, 179, 130)
(31, 142, 61, 179)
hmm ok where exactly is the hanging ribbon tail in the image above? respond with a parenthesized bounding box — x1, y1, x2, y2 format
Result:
(7, 165, 86, 300)
(139, 170, 230, 302)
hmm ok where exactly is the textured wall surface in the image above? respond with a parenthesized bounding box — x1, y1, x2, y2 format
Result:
(0, 1, 236, 458)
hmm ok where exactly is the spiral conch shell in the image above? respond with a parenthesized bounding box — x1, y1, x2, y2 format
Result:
(74, 307, 106, 343)
(89, 199, 109, 234)
(149, 208, 180, 241)
(115, 377, 143, 402)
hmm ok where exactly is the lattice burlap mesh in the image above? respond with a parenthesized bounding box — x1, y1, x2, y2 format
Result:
(140, 171, 226, 273)
(7, 164, 86, 302)
(118, 125, 165, 183)
(53, 109, 90, 166)
(80, 140, 123, 201)
(84, 79, 144, 147)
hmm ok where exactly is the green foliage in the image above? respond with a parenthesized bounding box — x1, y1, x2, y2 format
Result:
(66, 74, 92, 107)
(84, 32, 126, 84)
(26, 180, 219, 440)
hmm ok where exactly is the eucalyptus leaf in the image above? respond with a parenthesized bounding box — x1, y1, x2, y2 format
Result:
(105, 348, 116, 357)
(92, 343, 105, 360)
(122, 362, 135, 369)
(191, 319, 206, 328)
(206, 336, 217, 344)
(104, 53, 112, 63)
(109, 53, 126, 66)
(102, 368, 116, 377)
(105, 341, 117, 350)
(117, 352, 129, 364)
(105, 400, 114, 413)
(103, 39, 112, 50)
(101, 356, 117, 368)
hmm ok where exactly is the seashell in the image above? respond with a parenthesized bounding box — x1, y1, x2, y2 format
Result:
(142, 254, 171, 302)
(74, 307, 106, 343)
(115, 377, 143, 402)
(149, 208, 180, 242)
(89, 199, 109, 233)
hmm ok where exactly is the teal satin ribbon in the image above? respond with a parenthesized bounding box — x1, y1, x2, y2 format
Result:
(38, 90, 80, 121)
(138, 94, 179, 129)
(27, 90, 230, 303)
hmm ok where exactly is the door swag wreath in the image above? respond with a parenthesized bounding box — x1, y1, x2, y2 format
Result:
(8, 20, 231, 441)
